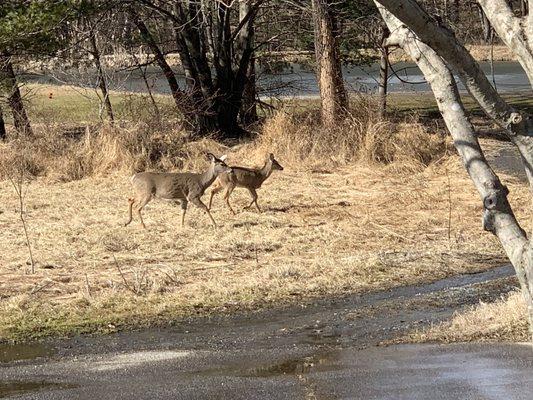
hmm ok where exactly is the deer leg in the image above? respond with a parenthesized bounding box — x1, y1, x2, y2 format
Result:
(190, 197, 217, 228)
(124, 197, 135, 226)
(135, 195, 151, 229)
(244, 188, 261, 213)
(208, 183, 223, 210)
(180, 200, 188, 227)
(223, 184, 236, 215)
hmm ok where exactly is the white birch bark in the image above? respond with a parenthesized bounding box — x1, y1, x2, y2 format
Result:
(374, 0, 533, 338)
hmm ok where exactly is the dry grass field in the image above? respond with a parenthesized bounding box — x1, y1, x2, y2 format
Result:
(1, 145, 529, 341)
(0, 85, 531, 343)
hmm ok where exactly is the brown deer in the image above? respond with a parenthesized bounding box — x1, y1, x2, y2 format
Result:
(208, 153, 284, 214)
(125, 153, 231, 229)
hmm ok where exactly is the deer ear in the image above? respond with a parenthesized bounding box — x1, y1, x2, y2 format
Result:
(220, 154, 227, 161)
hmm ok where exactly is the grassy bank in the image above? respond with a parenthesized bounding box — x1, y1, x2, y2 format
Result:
(408, 291, 529, 343)
(0, 84, 530, 342)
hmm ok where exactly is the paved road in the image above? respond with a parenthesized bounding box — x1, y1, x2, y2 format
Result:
(1, 265, 529, 399)
(1, 343, 532, 399)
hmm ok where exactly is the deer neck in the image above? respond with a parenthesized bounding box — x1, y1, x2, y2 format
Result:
(200, 163, 218, 189)
(258, 160, 273, 182)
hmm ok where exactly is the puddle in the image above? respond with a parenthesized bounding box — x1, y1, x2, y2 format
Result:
(0, 343, 53, 363)
(242, 356, 320, 377)
(0, 381, 75, 398)
(234, 353, 341, 378)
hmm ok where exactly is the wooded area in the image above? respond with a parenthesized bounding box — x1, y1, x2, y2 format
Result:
(0, 0, 526, 139)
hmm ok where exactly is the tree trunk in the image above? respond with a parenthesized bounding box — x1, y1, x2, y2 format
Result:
(240, 57, 258, 126)
(0, 56, 32, 136)
(239, 0, 258, 126)
(312, 0, 348, 127)
(479, 6, 493, 44)
(89, 31, 114, 122)
(130, 11, 199, 131)
(375, 0, 533, 340)
(134, 1, 260, 140)
(378, 26, 390, 118)
(0, 103, 6, 140)
(477, 0, 533, 87)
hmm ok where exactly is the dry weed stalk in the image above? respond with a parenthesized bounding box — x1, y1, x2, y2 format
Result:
(2, 142, 35, 274)
(113, 254, 150, 296)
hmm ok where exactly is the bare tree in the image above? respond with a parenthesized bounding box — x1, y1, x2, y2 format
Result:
(311, 0, 348, 127)
(130, 0, 263, 139)
(3, 147, 36, 274)
(88, 28, 115, 122)
(0, 56, 32, 136)
(477, 0, 533, 84)
(374, 0, 533, 338)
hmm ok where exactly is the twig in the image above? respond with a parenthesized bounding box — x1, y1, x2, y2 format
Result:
(85, 273, 92, 298)
(29, 280, 53, 295)
(4, 163, 35, 274)
(113, 254, 137, 295)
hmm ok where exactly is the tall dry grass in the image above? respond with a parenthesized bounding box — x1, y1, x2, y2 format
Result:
(0, 97, 450, 182)
(410, 290, 529, 343)
(252, 97, 450, 172)
(0, 124, 225, 182)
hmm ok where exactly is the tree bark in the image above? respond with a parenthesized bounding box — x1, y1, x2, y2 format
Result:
(312, 0, 348, 127)
(0, 103, 6, 140)
(130, 10, 198, 130)
(378, 26, 390, 118)
(0, 56, 32, 136)
(239, 0, 258, 126)
(89, 31, 114, 122)
(375, 0, 533, 339)
(478, 6, 493, 44)
(477, 0, 533, 86)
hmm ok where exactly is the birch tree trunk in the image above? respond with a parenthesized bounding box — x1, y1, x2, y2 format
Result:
(374, 0, 533, 339)
(312, 0, 348, 127)
(478, 6, 492, 44)
(477, 0, 533, 86)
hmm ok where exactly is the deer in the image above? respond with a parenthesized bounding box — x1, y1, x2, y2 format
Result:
(208, 153, 284, 215)
(124, 153, 231, 229)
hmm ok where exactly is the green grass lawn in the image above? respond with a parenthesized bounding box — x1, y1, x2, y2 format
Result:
(8, 83, 533, 126)
(19, 84, 176, 125)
